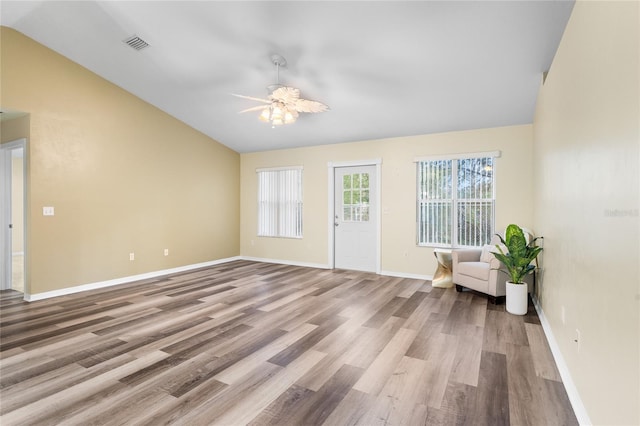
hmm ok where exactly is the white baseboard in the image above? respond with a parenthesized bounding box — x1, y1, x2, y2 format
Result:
(532, 296, 591, 426)
(23, 257, 429, 302)
(240, 256, 331, 270)
(24, 256, 242, 302)
(380, 270, 433, 281)
(241, 258, 432, 282)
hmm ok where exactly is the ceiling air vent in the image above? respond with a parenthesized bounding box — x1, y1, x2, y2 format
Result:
(123, 35, 149, 51)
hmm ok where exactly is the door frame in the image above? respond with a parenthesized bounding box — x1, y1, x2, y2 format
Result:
(0, 138, 27, 291)
(327, 159, 382, 273)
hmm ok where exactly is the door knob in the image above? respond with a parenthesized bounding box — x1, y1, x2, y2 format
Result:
(334, 222, 339, 227)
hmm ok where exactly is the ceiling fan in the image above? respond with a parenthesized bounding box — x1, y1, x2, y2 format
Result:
(233, 54, 329, 127)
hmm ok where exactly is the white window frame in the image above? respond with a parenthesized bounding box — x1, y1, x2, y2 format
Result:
(415, 151, 500, 248)
(257, 166, 303, 239)
(341, 171, 371, 222)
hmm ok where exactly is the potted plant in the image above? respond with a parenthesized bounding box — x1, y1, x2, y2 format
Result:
(493, 224, 543, 315)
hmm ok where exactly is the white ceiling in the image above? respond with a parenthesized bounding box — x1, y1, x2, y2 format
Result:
(1, 1, 574, 153)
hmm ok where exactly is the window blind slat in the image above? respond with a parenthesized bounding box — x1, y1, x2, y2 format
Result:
(257, 168, 303, 238)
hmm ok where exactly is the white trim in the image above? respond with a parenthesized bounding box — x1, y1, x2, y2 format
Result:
(1, 138, 27, 292)
(414, 150, 501, 162)
(0, 144, 9, 290)
(532, 296, 592, 426)
(12, 251, 25, 256)
(375, 163, 381, 274)
(328, 159, 382, 274)
(380, 270, 433, 281)
(24, 256, 242, 302)
(328, 167, 335, 269)
(241, 256, 330, 270)
(256, 165, 303, 173)
(327, 158, 382, 168)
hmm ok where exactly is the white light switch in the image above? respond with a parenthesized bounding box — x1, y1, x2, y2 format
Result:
(43, 206, 55, 216)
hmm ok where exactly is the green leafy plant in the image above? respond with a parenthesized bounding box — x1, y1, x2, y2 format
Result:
(493, 224, 543, 284)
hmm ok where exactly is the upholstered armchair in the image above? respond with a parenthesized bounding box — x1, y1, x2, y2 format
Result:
(452, 234, 534, 304)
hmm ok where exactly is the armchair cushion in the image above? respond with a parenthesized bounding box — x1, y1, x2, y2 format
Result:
(480, 243, 507, 263)
(480, 245, 493, 263)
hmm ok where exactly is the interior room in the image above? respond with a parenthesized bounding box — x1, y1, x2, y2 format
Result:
(1, 1, 638, 425)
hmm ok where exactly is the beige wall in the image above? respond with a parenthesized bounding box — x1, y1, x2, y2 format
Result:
(0, 27, 240, 295)
(532, 1, 639, 424)
(1, 115, 30, 143)
(241, 124, 534, 277)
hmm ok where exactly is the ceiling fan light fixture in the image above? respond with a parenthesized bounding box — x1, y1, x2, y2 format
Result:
(257, 102, 297, 127)
(284, 109, 297, 124)
(271, 103, 283, 117)
(259, 108, 271, 122)
(234, 54, 328, 128)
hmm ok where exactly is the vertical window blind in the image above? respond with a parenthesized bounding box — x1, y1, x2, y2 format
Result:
(417, 153, 497, 247)
(417, 160, 453, 246)
(257, 167, 303, 238)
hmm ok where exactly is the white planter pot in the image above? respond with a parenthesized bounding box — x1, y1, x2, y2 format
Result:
(506, 281, 528, 315)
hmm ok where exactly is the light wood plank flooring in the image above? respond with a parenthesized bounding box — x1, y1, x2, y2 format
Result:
(0, 260, 577, 425)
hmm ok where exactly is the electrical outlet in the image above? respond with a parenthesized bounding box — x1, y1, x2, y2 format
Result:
(43, 206, 55, 216)
(129, 253, 135, 261)
(164, 248, 169, 256)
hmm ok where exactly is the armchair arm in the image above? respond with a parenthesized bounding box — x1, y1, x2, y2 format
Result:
(489, 256, 503, 271)
(452, 249, 482, 264)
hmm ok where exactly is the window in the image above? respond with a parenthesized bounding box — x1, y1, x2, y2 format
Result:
(342, 172, 370, 222)
(417, 153, 497, 247)
(257, 166, 303, 238)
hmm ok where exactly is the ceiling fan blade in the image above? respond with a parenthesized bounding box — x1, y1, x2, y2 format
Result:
(238, 105, 269, 113)
(270, 86, 300, 104)
(231, 93, 271, 104)
(293, 99, 330, 113)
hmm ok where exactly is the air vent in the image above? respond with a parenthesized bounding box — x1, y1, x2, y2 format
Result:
(123, 35, 149, 51)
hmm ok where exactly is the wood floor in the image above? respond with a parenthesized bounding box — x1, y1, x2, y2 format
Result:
(0, 260, 577, 425)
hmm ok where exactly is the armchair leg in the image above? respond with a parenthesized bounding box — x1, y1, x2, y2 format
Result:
(488, 295, 506, 305)
(455, 284, 464, 292)
(488, 296, 506, 305)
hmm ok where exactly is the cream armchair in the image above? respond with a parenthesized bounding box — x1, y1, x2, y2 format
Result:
(452, 236, 533, 304)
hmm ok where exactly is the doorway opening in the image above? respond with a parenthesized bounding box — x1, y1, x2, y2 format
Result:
(1, 139, 26, 293)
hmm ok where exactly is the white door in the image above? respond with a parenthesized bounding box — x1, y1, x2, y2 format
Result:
(334, 165, 377, 272)
(0, 140, 25, 292)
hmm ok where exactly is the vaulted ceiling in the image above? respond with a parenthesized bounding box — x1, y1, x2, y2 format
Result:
(1, 1, 574, 153)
